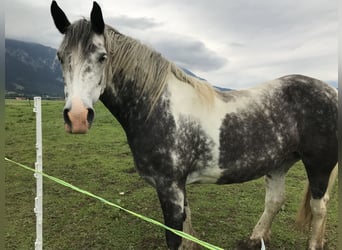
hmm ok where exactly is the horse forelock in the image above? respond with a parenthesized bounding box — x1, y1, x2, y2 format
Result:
(59, 19, 94, 60)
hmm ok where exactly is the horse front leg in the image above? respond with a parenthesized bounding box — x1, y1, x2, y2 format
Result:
(157, 180, 199, 250)
(156, 180, 185, 250)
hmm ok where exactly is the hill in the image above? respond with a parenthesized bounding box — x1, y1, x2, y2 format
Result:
(5, 39, 64, 98)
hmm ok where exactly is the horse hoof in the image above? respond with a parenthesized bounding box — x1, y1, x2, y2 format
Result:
(235, 239, 263, 250)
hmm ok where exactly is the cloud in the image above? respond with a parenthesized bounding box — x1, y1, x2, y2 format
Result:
(106, 16, 160, 30)
(152, 35, 228, 72)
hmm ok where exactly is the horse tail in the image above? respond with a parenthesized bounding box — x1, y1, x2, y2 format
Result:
(296, 164, 338, 229)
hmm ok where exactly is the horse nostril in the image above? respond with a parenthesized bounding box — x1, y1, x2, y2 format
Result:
(63, 108, 72, 127)
(87, 108, 95, 126)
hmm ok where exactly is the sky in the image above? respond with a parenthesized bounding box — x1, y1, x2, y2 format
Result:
(5, 0, 338, 89)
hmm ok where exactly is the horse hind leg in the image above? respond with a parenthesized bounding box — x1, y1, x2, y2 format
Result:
(250, 172, 286, 244)
(297, 165, 338, 250)
(236, 172, 286, 249)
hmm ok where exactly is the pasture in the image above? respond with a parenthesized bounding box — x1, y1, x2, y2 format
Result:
(5, 99, 338, 249)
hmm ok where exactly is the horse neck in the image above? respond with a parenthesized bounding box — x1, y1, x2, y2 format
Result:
(100, 84, 172, 148)
(100, 30, 172, 129)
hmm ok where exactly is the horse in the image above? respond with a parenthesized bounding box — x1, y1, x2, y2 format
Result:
(50, 2, 338, 249)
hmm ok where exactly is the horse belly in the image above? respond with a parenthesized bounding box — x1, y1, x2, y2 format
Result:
(186, 164, 223, 184)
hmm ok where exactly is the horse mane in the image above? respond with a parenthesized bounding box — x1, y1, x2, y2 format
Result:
(103, 25, 216, 112)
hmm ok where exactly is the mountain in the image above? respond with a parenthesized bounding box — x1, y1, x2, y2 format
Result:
(5, 39, 230, 98)
(213, 86, 233, 92)
(180, 67, 232, 91)
(181, 67, 207, 81)
(5, 39, 63, 98)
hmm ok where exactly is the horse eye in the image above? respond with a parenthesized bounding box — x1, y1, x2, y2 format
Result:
(99, 53, 107, 63)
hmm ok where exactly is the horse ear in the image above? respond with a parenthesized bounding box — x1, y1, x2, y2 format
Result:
(50, 1, 71, 34)
(91, 1, 105, 34)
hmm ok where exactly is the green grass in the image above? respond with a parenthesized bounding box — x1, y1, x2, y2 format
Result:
(5, 99, 338, 249)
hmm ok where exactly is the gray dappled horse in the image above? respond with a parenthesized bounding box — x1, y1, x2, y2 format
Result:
(51, 2, 338, 249)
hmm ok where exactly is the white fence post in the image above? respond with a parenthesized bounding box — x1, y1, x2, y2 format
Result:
(33, 97, 43, 250)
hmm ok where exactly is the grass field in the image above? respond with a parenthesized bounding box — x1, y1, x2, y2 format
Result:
(5, 99, 338, 249)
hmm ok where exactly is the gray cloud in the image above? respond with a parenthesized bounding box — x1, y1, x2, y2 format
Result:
(152, 36, 228, 72)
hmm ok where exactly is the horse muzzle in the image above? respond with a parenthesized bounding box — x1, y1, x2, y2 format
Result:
(63, 98, 95, 134)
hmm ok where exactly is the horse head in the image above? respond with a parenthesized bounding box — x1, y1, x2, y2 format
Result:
(51, 1, 107, 133)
